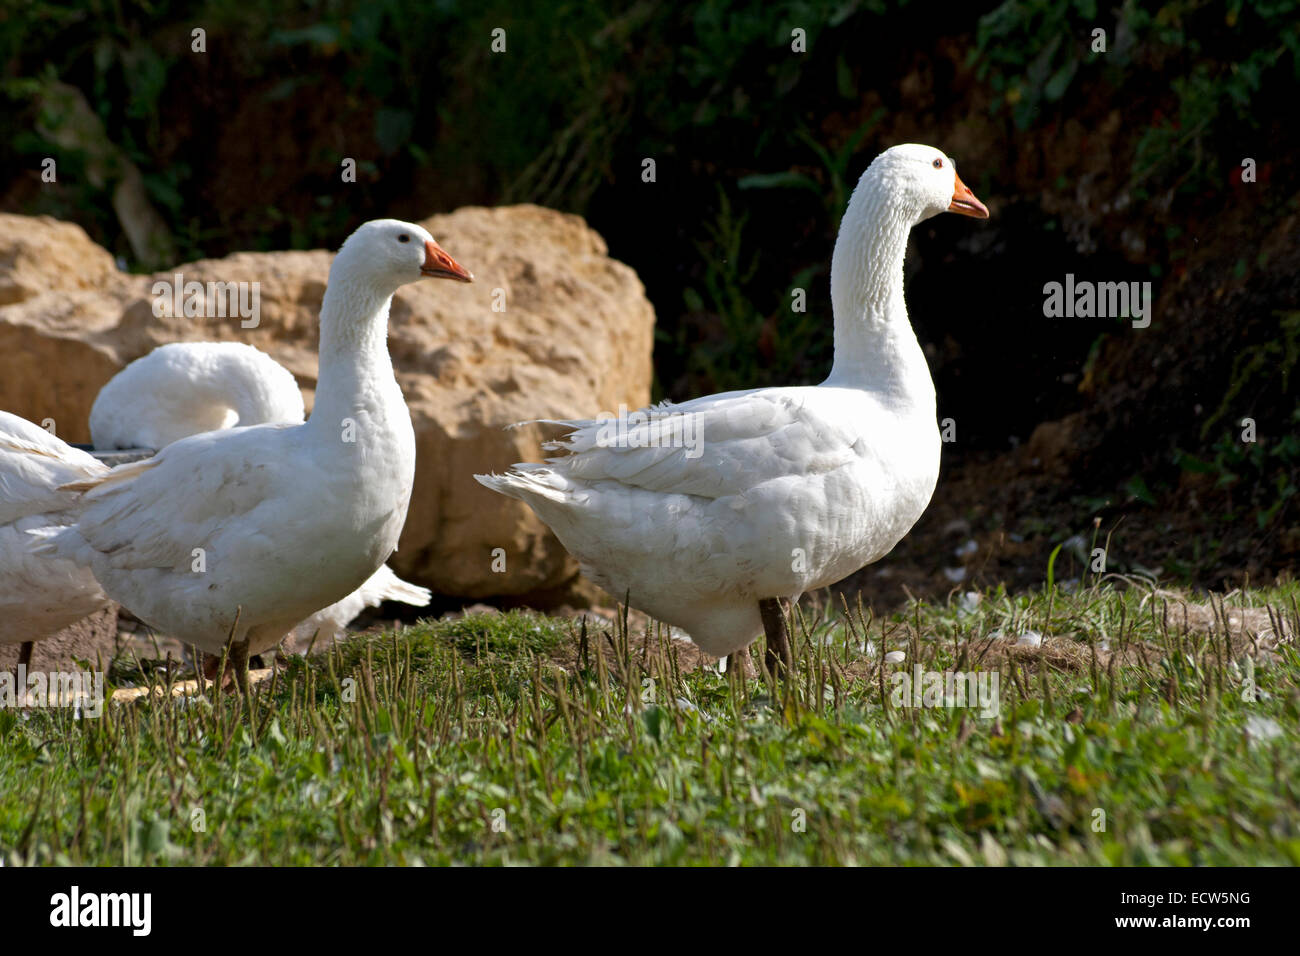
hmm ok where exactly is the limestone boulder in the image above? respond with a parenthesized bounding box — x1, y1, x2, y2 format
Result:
(0, 214, 138, 438)
(0, 213, 124, 305)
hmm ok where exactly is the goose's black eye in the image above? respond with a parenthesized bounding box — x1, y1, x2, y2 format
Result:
(398, 234, 411, 243)
(932, 158, 943, 169)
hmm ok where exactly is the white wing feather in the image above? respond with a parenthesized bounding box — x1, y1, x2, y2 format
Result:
(507, 388, 865, 499)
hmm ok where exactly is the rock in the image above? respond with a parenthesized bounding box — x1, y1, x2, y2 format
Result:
(0, 205, 655, 600)
(0, 213, 123, 305)
(0, 605, 119, 671)
(0, 214, 140, 437)
(397, 205, 654, 598)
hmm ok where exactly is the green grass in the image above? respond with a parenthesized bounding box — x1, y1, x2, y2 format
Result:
(2, 587, 1298, 865)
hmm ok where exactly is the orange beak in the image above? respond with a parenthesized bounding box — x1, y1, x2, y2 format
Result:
(421, 239, 473, 281)
(948, 172, 990, 219)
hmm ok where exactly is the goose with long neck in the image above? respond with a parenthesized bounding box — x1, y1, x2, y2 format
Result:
(5, 342, 431, 668)
(36, 220, 469, 687)
(93, 341, 433, 650)
(477, 144, 987, 670)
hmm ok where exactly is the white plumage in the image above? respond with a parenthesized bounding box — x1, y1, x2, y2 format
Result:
(95, 341, 433, 636)
(90, 341, 305, 451)
(34, 219, 467, 661)
(0, 412, 109, 646)
(477, 144, 988, 657)
(288, 564, 432, 652)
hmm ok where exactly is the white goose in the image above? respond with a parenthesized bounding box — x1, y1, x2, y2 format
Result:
(477, 144, 988, 670)
(0, 412, 109, 668)
(3, 339, 436, 667)
(94, 341, 434, 648)
(90, 341, 305, 451)
(37, 220, 470, 686)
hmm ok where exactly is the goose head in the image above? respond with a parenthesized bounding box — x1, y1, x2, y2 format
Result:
(334, 219, 473, 296)
(868, 144, 989, 225)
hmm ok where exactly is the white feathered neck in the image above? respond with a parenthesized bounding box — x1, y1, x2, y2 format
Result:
(308, 247, 404, 434)
(825, 159, 934, 416)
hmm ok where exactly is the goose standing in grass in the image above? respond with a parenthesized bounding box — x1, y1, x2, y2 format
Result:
(36, 220, 469, 688)
(94, 341, 434, 652)
(477, 144, 987, 672)
(3, 338, 434, 670)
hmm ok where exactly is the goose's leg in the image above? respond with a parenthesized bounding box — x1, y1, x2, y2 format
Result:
(230, 639, 251, 696)
(202, 653, 222, 683)
(209, 608, 250, 694)
(13, 641, 35, 698)
(202, 641, 251, 694)
(759, 597, 792, 676)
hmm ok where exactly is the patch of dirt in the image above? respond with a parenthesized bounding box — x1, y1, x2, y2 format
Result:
(0, 605, 119, 671)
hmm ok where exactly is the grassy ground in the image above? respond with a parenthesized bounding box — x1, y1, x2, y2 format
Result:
(1, 581, 1298, 865)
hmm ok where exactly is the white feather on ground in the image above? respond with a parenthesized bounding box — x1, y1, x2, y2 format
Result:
(286, 564, 431, 653)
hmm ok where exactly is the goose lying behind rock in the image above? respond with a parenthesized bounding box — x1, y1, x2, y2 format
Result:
(89, 341, 306, 452)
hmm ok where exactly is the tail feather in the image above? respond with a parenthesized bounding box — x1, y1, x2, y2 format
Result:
(379, 577, 432, 608)
(59, 456, 158, 495)
(359, 564, 431, 608)
(475, 467, 572, 504)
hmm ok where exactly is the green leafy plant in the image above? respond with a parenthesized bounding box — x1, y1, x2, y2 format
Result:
(975, 0, 1300, 194)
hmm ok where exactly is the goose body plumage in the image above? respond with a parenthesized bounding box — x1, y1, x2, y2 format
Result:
(45, 420, 403, 655)
(482, 384, 938, 655)
(478, 144, 988, 657)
